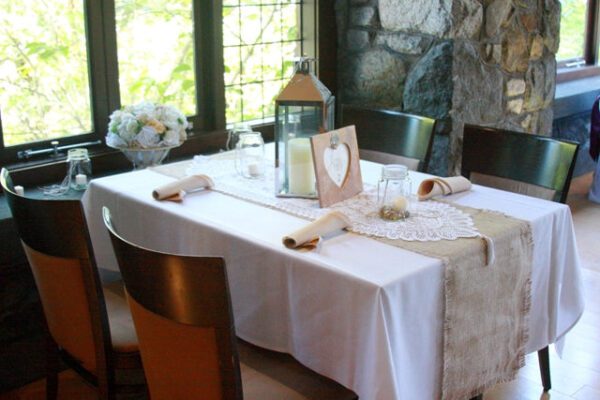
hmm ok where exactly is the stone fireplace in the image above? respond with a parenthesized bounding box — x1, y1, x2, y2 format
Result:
(336, 0, 560, 175)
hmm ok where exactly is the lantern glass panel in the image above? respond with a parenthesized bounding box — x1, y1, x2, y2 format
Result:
(275, 103, 323, 197)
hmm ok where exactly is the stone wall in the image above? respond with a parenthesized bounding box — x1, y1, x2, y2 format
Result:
(336, 0, 561, 175)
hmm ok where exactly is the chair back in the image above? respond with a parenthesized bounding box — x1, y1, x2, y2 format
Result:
(103, 207, 242, 400)
(340, 104, 436, 171)
(461, 125, 579, 203)
(0, 168, 111, 373)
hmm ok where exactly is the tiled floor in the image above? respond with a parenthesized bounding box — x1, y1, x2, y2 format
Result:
(1, 178, 599, 400)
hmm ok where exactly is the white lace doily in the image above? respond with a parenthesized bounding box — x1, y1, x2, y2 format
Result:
(187, 156, 480, 242)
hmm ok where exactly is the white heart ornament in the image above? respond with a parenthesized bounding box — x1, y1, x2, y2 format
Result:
(323, 144, 350, 187)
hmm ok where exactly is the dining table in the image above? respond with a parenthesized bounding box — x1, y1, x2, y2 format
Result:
(82, 150, 585, 400)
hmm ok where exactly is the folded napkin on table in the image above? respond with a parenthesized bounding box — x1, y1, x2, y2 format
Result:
(417, 176, 472, 201)
(283, 211, 351, 250)
(152, 174, 214, 202)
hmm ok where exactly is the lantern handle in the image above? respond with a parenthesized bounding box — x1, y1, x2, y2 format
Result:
(294, 56, 315, 74)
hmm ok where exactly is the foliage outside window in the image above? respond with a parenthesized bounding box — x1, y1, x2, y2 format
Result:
(115, 0, 197, 117)
(0, 0, 310, 162)
(557, 0, 588, 63)
(0, 1, 92, 147)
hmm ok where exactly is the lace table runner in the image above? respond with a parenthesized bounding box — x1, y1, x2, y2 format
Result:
(154, 156, 481, 242)
(151, 156, 533, 400)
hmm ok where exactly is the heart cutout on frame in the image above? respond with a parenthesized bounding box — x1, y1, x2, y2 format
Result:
(323, 144, 350, 187)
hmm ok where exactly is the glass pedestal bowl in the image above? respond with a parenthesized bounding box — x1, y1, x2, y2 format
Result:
(109, 144, 179, 170)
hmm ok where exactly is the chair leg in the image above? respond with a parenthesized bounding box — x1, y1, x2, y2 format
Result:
(45, 337, 59, 400)
(538, 346, 551, 391)
(97, 370, 115, 400)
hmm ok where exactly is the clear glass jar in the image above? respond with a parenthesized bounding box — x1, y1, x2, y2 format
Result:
(67, 148, 92, 190)
(236, 131, 265, 179)
(227, 122, 252, 151)
(377, 164, 412, 220)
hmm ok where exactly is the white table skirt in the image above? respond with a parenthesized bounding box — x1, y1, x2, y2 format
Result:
(82, 161, 585, 400)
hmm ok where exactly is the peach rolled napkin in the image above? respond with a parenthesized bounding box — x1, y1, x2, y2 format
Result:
(417, 176, 472, 201)
(152, 174, 214, 202)
(283, 211, 351, 249)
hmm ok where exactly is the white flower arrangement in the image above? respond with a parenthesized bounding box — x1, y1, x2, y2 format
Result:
(106, 101, 188, 149)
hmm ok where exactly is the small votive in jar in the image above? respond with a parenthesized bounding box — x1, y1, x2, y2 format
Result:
(236, 131, 265, 179)
(379, 196, 409, 220)
(247, 162, 262, 177)
(67, 148, 92, 191)
(393, 196, 408, 212)
(378, 164, 412, 221)
(75, 174, 87, 189)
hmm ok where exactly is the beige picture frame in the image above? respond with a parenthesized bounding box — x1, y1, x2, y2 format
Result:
(310, 125, 363, 208)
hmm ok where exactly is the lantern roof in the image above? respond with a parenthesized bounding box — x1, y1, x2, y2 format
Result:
(276, 66, 332, 104)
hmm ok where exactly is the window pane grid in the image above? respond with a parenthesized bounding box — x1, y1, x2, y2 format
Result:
(223, 2, 302, 8)
(0, 0, 311, 159)
(224, 76, 291, 86)
(222, 39, 304, 48)
(223, 1, 303, 124)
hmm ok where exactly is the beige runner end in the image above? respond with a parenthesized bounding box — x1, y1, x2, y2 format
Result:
(377, 204, 533, 400)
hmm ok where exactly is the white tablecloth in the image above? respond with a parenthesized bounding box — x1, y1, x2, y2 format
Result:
(82, 161, 584, 400)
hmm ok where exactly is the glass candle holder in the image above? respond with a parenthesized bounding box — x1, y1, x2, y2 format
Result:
(236, 131, 265, 179)
(377, 164, 412, 220)
(67, 148, 92, 191)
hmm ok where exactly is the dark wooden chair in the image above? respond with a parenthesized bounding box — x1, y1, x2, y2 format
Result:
(462, 125, 580, 393)
(340, 104, 436, 172)
(462, 125, 579, 204)
(0, 168, 144, 400)
(102, 206, 358, 400)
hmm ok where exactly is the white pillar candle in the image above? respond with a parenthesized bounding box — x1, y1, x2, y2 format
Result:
(288, 138, 315, 194)
(14, 185, 24, 196)
(75, 174, 87, 186)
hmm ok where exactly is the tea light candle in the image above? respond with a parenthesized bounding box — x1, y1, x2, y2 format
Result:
(288, 138, 315, 194)
(247, 162, 261, 177)
(75, 174, 87, 186)
(14, 185, 24, 196)
(392, 196, 408, 213)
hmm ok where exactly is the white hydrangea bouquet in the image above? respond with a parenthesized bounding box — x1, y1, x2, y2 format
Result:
(106, 101, 188, 149)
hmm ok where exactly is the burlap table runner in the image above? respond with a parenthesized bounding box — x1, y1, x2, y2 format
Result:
(150, 162, 533, 399)
(378, 203, 533, 400)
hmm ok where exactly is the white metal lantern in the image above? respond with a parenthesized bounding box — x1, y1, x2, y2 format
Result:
(275, 58, 335, 198)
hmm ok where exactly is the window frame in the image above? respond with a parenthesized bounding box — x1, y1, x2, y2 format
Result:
(0, 0, 329, 171)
